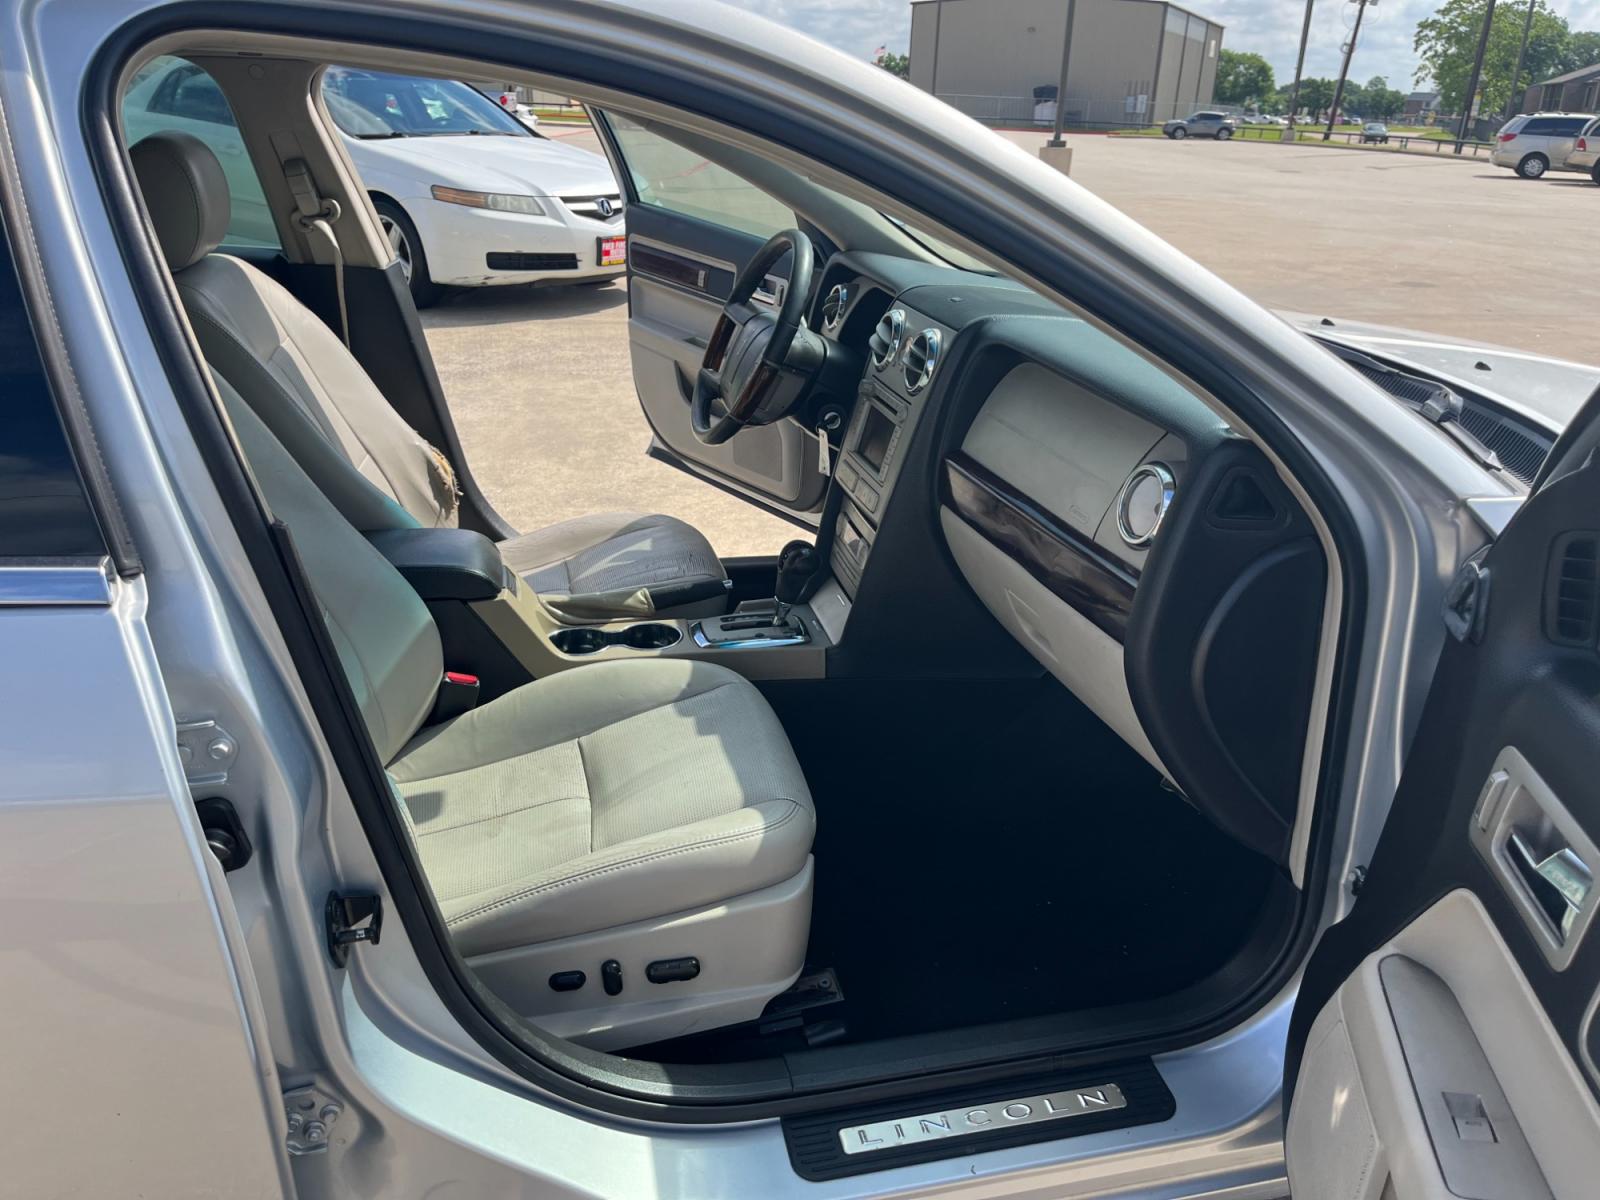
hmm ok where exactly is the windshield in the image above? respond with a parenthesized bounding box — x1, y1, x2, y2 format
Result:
(321, 69, 530, 139)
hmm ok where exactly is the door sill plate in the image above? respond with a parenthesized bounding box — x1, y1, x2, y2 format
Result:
(782, 1060, 1174, 1181)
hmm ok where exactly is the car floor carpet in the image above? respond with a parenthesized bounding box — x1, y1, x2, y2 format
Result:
(627, 675, 1283, 1063)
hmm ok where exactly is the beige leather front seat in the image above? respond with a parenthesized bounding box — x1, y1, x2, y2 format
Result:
(208, 374, 815, 1049)
(131, 131, 730, 623)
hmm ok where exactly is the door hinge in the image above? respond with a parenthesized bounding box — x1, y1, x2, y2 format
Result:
(283, 1085, 345, 1155)
(325, 892, 382, 967)
(1443, 557, 1491, 643)
(176, 718, 238, 786)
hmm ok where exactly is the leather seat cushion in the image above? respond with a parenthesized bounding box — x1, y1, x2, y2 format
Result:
(499, 511, 726, 616)
(387, 659, 814, 954)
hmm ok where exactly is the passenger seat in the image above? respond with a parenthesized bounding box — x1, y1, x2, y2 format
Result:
(210, 371, 815, 1049)
(130, 131, 729, 623)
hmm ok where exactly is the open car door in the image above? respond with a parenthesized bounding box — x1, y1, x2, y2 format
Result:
(1284, 395, 1600, 1200)
(592, 111, 830, 525)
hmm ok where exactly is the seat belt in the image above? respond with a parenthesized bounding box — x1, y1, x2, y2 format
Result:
(284, 158, 349, 347)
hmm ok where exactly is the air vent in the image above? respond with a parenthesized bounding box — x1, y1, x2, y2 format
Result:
(821, 284, 851, 333)
(1545, 533, 1600, 647)
(902, 328, 942, 394)
(869, 308, 905, 370)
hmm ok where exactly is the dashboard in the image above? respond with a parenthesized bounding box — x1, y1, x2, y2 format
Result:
(808, 251, 1327, 868)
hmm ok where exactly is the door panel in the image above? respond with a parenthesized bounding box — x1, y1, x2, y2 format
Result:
(595, 114, 829, 519)
(1289, 892, 1595, 1199)
(1286, 403, 1600, 1200)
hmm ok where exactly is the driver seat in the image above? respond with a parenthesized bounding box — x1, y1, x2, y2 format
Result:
(130, 131, 729, 622)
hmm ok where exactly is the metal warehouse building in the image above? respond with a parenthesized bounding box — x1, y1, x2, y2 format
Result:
(909, 0, 1225, 129)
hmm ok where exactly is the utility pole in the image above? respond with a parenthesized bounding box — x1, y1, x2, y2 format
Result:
(1040, 0, 1078, 174)
(1324, 0, 1374, 141)
(1505, 0, 1538, 120)
(1284, 0, 1316, 141)
(1048, 0, 1078, 146)
(1456, 0, 1498, 153)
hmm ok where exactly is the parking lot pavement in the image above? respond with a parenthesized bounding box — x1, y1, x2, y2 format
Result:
(427, 123, 1593, 562)
(1000, 130, 1594, 353)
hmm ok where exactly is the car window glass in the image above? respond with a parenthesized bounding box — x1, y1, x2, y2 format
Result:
(120, 56, 279, 250)
(606, 114, 797, 240)
(1557, 118, 1588, 134)
(0, 219, 106, 557)
(321, 69, 531, 139)
(1523, 118, 1554, 135)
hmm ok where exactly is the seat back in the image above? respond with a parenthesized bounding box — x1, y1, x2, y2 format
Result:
(129, 132, 459, 532)
(213, 371, 444, 764)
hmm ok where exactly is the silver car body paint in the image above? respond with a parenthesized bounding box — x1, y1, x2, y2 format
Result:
(0, 0, 1532, 1194)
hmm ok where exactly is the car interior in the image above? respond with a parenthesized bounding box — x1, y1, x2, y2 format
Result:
(115, 39, 1335, 1096)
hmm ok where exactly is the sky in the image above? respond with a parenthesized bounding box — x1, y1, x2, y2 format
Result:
(740, 0, 1600, 93)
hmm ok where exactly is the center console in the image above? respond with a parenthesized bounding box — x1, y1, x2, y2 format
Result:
(831, 305, 949, 597)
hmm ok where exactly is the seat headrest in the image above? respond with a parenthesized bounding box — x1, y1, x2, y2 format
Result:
(129, 132, 232, 272)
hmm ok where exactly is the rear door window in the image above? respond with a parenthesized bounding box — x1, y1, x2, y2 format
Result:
(120, 56, 279, 249)
(0, 218, 106, 557)
(1522, 118, 1556, 135)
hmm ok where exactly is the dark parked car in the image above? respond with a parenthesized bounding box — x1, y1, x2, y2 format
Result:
(1163, 110, 1235, 140)
(1361, 122, 1389, 144)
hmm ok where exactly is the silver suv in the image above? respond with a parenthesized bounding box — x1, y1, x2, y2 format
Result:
(1492, 111, 1594, 178)
(1163, 110, 1235, 140)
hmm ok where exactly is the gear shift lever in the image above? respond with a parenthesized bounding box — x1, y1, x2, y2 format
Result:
(774, 540, 819, 625)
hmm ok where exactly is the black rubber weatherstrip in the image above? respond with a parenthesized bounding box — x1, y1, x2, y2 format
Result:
(782, 1060, 1174, 1181)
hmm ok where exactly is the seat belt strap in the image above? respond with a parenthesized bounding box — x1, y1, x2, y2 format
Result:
(284, 158, 350, 347)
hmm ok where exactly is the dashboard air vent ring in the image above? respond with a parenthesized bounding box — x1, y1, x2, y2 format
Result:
(821, 284, 851, 333)
(903, 328, 942, 394)
(869, 308, 905, 370)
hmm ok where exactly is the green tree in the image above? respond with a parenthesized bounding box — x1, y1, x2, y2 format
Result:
(1360, 75, 1407, 121)
(1340, 78, 1368, 117)
(1558, 30, 1600, 74)
(1296, 77, 1338, 122)
(874, 50, 909, 80)
(1414, 0, 1571, 115)
(1215, 49, 1276, 107)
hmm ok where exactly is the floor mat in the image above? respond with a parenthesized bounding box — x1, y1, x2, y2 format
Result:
(762, 675, 1283, 1044)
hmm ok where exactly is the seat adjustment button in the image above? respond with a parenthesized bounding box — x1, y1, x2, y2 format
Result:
(548, 970, 586, 992)
(646, 956, 701, 984)
(601, 959, 624, 996)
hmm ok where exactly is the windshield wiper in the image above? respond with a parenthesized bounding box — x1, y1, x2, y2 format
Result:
(353, 130, 407, 140)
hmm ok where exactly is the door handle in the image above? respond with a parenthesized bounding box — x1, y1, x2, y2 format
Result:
(752, 273, 787, 308)
(1508, 830, 1593, 941)
(1470, 746, 1600, 970)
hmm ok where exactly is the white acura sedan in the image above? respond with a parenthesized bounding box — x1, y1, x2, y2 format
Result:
(124, 60, 626, 305)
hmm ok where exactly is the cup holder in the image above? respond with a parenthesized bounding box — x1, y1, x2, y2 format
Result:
(551, 623, 683, 657)
(550, 628, 609, 656)
(620, 623, 682, 650)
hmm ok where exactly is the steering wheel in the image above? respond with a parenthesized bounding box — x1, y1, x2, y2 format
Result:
(692, 229, 819, 445)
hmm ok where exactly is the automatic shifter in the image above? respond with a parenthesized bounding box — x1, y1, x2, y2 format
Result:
(774, 540, 820, 625)
(703, 540, 819, 642)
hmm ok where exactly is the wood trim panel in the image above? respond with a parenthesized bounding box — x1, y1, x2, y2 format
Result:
(942, 452, 1137, 642)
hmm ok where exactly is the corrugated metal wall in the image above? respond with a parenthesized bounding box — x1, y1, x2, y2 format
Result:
(907, 0, 1224, 128)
